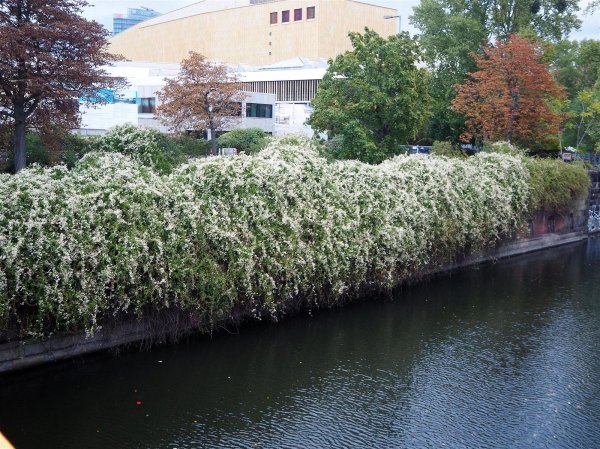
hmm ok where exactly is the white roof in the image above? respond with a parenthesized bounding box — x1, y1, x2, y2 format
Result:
(107, 60, 327, 85)
(240, 68, 326, 82)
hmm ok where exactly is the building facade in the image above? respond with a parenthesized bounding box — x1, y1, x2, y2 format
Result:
(113, 7, 160, 35)
(109, 0, 397, 65)
(79, 62, 278, 136)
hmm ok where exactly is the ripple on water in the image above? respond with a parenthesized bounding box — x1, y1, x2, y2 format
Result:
(1, 241, 600, 449)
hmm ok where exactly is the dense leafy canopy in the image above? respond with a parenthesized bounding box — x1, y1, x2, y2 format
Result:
(157, 52, 245, 155)
(452, 35, 565, 148)
(550, 39, 600, 151)
(217, 128, 269, 155)
(411, 0, 581, 142)
(309, 29, 429, 164)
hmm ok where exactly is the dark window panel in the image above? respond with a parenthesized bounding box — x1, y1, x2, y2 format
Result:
(138, 97, 156, 113)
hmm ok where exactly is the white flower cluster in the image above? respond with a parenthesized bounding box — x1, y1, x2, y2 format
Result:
(0, 141, 530, 338)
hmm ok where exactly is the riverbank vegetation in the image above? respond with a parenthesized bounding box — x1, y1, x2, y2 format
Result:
(0, 132, 589, 340)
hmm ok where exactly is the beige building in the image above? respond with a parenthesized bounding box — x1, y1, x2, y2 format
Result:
(109, 0, 398, 65)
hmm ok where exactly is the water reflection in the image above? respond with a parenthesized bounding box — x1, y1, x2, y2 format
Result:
(1, 239, 599, 448)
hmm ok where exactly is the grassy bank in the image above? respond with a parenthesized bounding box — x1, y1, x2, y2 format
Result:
(0, 136, 590, 339)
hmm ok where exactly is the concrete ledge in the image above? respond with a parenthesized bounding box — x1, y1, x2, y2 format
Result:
(445, 231, 588, 272)
(0, 231, 590, 375)
(0, 321, 155, 374)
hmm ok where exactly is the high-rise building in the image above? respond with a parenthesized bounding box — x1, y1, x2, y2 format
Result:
(109, 0, 397, 65)
(113, 7, 160, 35)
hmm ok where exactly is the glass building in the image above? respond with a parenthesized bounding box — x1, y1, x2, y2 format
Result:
(113, 7, 160, 35)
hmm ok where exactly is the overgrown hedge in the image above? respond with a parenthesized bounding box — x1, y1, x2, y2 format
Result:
(525, 158, 591, 215)
(0, 135, 590, 339)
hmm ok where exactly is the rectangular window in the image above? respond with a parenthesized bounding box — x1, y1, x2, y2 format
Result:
(307, 6, 315, 20)
(294, 8, 302, 21)
(246, 103, 273, 118)
(282, 10, 289, 23)
(138, 97, 155, 114)
(270, 11, 277, 24)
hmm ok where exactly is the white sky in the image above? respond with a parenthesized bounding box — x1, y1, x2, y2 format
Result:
(83, 0, 599, 40)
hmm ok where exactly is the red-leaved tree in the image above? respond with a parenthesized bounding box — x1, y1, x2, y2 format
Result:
(452, 34, 566, 148)
(157, 52, 246, 155)
(0, 0, 125, 172)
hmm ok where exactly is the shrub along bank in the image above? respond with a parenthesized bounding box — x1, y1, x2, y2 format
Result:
(0, 137, 589, 339)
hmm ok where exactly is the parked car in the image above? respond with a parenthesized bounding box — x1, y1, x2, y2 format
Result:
(408, 145, 431, 155)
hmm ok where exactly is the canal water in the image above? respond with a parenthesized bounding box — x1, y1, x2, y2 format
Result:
(1, 239, 600, 448)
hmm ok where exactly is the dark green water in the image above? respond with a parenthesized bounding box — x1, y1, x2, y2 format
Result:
(1, 239, 600, 449)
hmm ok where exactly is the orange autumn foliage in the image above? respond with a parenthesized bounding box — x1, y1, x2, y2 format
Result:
(452, 34, 565, 148)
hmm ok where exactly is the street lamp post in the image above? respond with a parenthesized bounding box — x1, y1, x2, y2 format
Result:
(383, 14, 401, 34)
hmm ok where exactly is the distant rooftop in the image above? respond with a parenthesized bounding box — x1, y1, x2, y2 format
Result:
(109, 58, 328, 84)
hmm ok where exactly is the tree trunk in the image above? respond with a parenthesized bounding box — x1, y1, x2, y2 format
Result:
(13, 114, 26, 173)
(210, 127, 218, 155)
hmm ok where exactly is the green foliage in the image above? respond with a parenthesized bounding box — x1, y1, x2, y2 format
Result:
(309, 29, 429, 164)
(430, 140, 466, 158)
(25, 132, 50, 166)
(483, 141, 528, 156)
(61, 133, 94, 169)
(170, 134, 212, 159)
(412, 0, 582, 143)
(217, 127, 269, 155)
(565, 86, 600, 152)
(0, 136, 591, 340)
(551, 39, 600, 98)
(550, 39, 600, 151)
(524, 157, 591, 214)
(323, 121, 384, 164)
(1, 141, 537, 339)
(87, 124, 210, 174)
(411, 0, 488, 141)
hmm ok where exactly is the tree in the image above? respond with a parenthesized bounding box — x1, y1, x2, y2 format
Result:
(157, 52, 245, 155)
(551, 39, 600, 150)
(551, 39, 600, 98)
(217, 127, 268, 155)
(309, 29, 429, 164)
(568, 87, 600, 151)
(452, 34, 565, 148)
(0, 0, 125, 173)
(411, 0, 581, 141)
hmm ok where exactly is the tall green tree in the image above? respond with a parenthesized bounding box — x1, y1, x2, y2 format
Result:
(309, 29, 429, 164)
(411, 0, 581, 141)
(550, 39, 600, 150)
(551, 39, 600, 97)
(564, 84, 600, 151)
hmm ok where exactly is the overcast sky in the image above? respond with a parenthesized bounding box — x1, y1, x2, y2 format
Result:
(83, 0, 599, 40)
